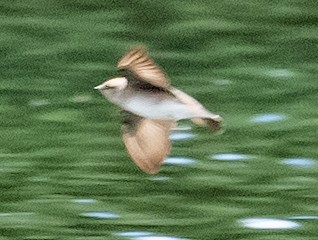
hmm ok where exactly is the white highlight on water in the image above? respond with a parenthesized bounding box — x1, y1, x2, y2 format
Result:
(239, 217, 300, 229)
(281, 158, 316, 168)
(266, 69, 294, 77)
(81, 211, 119, 219)
(149, 176, 171, 181)
(114, 231, 188, 240)
(211, 153, 253, 161)
(289, 215, 318, 220)
(135, 236, 187, 240)
(29, 99, 50, 106)
(72, 199, 97, 204)
(164, 157, 196, 165)
(70, 95, 92, 103)
(213, 79, 232, 85)
(169, 132, 195, 141)
(251, 113, 286, 123)
(114, 231, 154, 237)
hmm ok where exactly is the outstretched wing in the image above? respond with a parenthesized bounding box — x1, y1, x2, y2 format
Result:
(117, 46, 170, 90)
(122, 111, 174, 174)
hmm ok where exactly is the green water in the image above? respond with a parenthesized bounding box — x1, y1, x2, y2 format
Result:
(1, 0, 318, 239)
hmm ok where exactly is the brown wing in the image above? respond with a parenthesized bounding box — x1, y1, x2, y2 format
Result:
(122, 112, 174, 174)
(117, 46, 170, 89)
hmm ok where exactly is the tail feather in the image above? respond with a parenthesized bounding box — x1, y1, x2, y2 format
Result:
(192, 115, 222, 130)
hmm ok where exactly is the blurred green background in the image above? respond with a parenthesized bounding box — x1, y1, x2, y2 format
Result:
(1, 0, 318, 239)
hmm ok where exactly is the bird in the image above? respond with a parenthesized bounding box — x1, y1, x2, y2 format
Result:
(94, 46, 222, 174)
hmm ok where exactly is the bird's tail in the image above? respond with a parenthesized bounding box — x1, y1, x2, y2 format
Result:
(192, 115, 222, 130)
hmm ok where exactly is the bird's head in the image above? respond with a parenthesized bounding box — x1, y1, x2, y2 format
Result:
(94, 77, 128, 95)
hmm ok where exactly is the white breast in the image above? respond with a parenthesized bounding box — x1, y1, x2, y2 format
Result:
(106, 89, 212, 120)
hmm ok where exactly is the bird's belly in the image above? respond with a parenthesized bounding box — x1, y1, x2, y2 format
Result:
(121, 97, 197, 120)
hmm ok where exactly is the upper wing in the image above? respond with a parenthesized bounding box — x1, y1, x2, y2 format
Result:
(122, 111, 174, 174)
(117, 46, 170, 89)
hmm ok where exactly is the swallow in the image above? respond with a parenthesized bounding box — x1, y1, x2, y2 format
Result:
(95, 46, 222, 174)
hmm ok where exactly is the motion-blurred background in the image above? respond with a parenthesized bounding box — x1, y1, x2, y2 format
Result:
(1, 0, 318, 239)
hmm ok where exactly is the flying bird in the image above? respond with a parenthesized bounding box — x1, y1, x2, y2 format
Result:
(95, 46, 222, 174)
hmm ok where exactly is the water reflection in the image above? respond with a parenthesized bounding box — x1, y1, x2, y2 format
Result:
(0, 212, 34, 217)
(29, 176, 50, 182)
(281, 158, 316, 168)
(114, 231, 188, 240)
(0, 213, 12, 217)
(266, 69, 294, 77)
(135, 237, 188, 240)
(213, 79, 232, 86)
(251, 113, 286, 123)
(29, 99, 50, 107)
(164, 157, 196, 165)
(70, 95, 92, 103)
(239, 217, 300, 229)
(211, 153, 253, 161)
(169, 132, 195, 141)
(114, 231, 154, 237)
(81, 211, 119, 219)
(289, 215, 318, 220)
(149, 176, 171, 181)
(72, 199, 97, 204)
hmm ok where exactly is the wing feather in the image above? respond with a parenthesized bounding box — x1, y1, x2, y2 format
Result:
(122, 112, 174, 174)
(117, 46, 170, 89)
